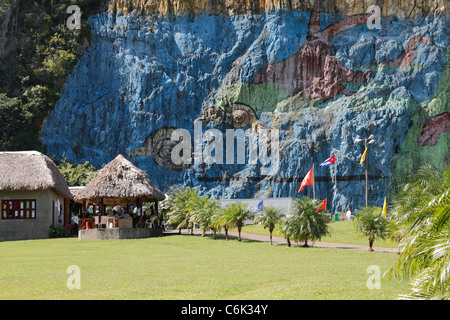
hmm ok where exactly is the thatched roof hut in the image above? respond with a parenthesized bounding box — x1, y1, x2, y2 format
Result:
(0, 151, 73, 241)
(74, 154, 165, 206)
(0, 151, 72, 199)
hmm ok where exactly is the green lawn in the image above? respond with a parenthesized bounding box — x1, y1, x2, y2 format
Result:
(0, 235, 408, 299)
(235, 221, 399, 249)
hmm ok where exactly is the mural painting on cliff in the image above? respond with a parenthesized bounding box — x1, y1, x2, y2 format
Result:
(40, 0, 448, 212)
(418, 112, 450, 147)
(130, 0, 435, 170)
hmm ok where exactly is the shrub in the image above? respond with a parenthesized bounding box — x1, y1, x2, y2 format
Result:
(49, 224, 70, 238)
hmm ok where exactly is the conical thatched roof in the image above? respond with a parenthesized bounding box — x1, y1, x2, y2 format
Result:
(0, 151, 72, 199)
(74, 154, 165, 205)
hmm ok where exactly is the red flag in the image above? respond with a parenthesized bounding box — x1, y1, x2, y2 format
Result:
(315, 198, 327, 213)
(298, 166, 314, 193)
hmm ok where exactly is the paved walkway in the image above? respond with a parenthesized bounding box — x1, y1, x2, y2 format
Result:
(164, 229, 398, 253)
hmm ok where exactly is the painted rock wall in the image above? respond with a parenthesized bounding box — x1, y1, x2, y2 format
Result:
(40, 0, 449, 213)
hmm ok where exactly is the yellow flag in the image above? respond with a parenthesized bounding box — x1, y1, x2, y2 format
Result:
(382, 197, 387, 218)
(360, 148, 367, 166)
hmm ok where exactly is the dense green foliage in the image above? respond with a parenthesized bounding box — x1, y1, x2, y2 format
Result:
(50, 153, 97, 186)
(0, 93, 34, 150)
(0, 0, 103, 151)
(281, 197, 330, 247)
(222, 202, 254, 241)
(48, 223, 70, 238)
(210, 206, 231, 240)
(354, 206, 389, 251)
(165, 187, 201, 234)
(165, 188, 257, 241)
(254, 205, 285, 245)
(190, 195, 221, 237)
(387, 164, 450, 299)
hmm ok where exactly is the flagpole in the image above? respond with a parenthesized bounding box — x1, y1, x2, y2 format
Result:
(335, 161, 337, 214)
(365, 140, 368, 208)
(355, 134, 374, 208)
(333, 148, 337, 214)
(312, 162, 315, 200)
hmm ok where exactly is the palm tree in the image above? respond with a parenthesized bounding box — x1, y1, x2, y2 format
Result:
(223, 202, 254, 241)
(191, 196, 220, 237)
(254, 205, 285, 245)
(279, 220, 292, 247)
(385, 218, 403, 254)
(354, 206, 388, 251)
(209, 212, 221, 239)
(284, 197, 330, 247)
(386, 165, 450, 299)
(391, 163, 448, 228)
(165, 187, 200, 234)
(210, 209, 230, 240)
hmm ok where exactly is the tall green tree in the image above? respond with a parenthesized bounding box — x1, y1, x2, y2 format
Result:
(254, 205, 285, 245)
(283, 197, 330, 247)
(354, 206, 388, 251)
(51, 154, 97, 186)
(223, 202, 254, 241)
(0, 0, 104, 150)
(0, 93, 34, 150)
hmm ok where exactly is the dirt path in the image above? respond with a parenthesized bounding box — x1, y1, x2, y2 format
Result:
(164, 229, 398, 253)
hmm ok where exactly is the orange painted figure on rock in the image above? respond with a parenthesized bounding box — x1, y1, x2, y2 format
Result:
(252, 0, 433, 102)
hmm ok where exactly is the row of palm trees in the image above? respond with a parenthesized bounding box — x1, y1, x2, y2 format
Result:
(164, 164, 449, 299)
(164, 186, 385, 250)
(164, 188, 331, 246)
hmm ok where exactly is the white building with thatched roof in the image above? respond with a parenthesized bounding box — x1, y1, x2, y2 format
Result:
(0, 151, 72, 241)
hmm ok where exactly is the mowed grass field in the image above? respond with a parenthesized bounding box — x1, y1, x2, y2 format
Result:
(0, 233, 409, 300)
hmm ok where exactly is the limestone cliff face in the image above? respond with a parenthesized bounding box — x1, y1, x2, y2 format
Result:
(0, 2, 18, 59)
(41, 0, 449, 212)
(107, 0, 447, 17)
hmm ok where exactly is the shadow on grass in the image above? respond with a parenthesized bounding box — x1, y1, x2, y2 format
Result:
(162, 229, 382, 251)
(179, 232, 263, 244)
(164, 230, 328, 248)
